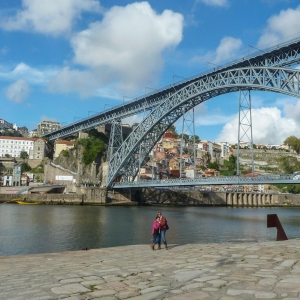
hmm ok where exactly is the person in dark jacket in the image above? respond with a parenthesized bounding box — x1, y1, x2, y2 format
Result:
(157, 211, 168, 250)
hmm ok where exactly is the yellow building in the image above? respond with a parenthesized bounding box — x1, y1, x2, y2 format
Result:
(54, 140, 75, 158)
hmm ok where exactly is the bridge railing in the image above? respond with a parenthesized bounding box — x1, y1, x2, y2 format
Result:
(112, 174, 296, 188)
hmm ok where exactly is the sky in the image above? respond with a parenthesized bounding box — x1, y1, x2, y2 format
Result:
(1, 0, 300, 145)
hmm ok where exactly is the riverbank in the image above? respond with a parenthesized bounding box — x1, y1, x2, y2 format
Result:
(2, 189, 300, 207)
(1, 239, 300, 299)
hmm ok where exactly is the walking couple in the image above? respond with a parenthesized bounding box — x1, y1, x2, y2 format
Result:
(151, 211, 169, 250)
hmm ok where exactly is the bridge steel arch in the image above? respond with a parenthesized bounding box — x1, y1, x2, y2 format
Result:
(107, 66, 300, 187)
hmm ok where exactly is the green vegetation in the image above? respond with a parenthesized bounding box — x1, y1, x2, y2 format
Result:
(20, 151, 29, 160)
(61, 149, 69, 157)
(284, 136, 300, 154)
(208, 161, 219, 170)
(76, 129, 108, 165)
(269, 155, 300, 194)
(279, 156, 300, 174)
(21, 162, 31, 172)
(31, 163, 44, 174)
(220, 154, 237, 176)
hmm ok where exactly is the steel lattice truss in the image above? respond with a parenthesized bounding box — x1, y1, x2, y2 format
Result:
(44, 38, 300, 141)
(107, 119, 123, 162)
(107, 67, 300, 187)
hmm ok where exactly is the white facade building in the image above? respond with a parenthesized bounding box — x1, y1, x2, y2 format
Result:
(0, 136, 43, 158)
(219, 142, 231, 158)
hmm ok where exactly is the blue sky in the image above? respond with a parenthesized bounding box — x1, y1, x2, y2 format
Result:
(1, 0, 300, 144)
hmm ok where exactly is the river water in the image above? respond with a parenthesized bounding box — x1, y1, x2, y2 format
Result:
(0, 204, 300, 256)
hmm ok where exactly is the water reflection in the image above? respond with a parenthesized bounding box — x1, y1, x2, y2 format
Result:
(0, 205, 299, 256)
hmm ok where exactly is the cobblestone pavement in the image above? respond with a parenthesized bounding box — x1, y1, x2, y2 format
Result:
(1, 239, 300, 299)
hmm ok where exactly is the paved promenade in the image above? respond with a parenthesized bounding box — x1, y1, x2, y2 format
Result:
(1, 240, 300, 300)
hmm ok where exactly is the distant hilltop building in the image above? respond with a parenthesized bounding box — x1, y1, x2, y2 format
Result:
(0, 118, 28, 137)
(37, 120, 61, 137)
(28, 129, 38, 138)
(0, 118, 13, 132)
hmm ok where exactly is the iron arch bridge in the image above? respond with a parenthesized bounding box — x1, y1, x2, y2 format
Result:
(43, 38, 300, 142)
(107, 66, 300, 188)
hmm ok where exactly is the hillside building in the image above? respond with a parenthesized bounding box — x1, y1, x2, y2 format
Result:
(37, 121, 61, 137)
(54, 140, 75, 158)
(0, 136, 47, 159)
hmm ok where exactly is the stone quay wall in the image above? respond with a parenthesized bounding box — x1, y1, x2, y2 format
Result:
(1, 187, 300, 206)
(139, 188, 300, 206)
(0, 187, 134, 205)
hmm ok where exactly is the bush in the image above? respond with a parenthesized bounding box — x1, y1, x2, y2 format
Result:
(61, 150, 69, 157)
(77, 136, 105, 165)
(21, 162, 31, 172)
(31, 164, 44, 174)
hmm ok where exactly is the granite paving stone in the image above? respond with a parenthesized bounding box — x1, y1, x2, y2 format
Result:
(2, 239, 300, 299)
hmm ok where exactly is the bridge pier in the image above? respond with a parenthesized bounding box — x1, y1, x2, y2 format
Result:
(227, 193, 233, 206)
(243, 193, 247, 205)
(224, 192, 275, 206)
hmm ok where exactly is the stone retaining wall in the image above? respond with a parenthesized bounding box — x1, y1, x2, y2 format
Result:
(139, 188, 300, 206)
(0, 187, 134, 205)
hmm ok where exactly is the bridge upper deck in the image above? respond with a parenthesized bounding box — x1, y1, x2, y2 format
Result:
(44, 38, 300, 141)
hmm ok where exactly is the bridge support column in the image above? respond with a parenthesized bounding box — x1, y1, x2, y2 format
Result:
(243, 193, 247, 205)
(227, 193, 233, 206)
(254, 194, 258, 206)
(249, 193, 253, 206)
(258, 194, 262, 205)
(262, 194, 266, 205)
(233, 193, 238, 205)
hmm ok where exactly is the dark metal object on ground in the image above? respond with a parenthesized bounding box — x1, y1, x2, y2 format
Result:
(267, 214, 288, 241)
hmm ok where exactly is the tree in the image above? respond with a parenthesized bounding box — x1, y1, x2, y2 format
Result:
(189, 135, 200, 143)
(4, 154, 11, 158)
(21, 162, 31, 172)
(181, 133, 189, 143)
(20, 151, 29, 160)
(279, 156, 300, 174)
(220, 154, 237, 176)
(208, 161, 219, 170)
(284, 136, 300, 154)
(77, 136, 105, 165)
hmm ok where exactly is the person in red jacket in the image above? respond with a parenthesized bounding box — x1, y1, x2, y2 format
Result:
(157, 211, 169, 250)
(150, 215, 161, 250)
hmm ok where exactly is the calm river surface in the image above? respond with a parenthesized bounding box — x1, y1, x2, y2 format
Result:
(1, 204, 300, 256)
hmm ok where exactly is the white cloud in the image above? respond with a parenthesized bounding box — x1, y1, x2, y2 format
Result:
(64, 1, 183, 93)
(196, 113, 235, 126)
(284, 99, 300, 122)
(191, 36, 242, 65)
(5, 79, 30, 103)
(48, 67, 99, 98)
(196, 0, 228, 7)
(0, 0, 101, 36)
(217, 107, 298, 144)
(194, 103, 235, 125)
(257, 5, 300, 48)
(0, 62, 59, 85)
